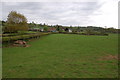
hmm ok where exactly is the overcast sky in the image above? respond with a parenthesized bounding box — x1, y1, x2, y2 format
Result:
(1, 0, 119, 28)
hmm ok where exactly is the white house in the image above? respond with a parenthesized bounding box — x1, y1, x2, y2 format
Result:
(68, 29, 72, 32)
(41, 28, 44, 32)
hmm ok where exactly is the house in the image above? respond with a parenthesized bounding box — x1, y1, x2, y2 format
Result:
(68, 29, 72, 32)
(65, 28, 72, 32)
(61, 27, 66, 32)
(29, 28, 40, 31)
(39, 27, 44, 32)
(48, 27, 56, 32)
(40, 28, 44, 32)
(29, 27, 44, 32)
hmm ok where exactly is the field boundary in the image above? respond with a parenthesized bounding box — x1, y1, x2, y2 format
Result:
(2, 32, 51, 42)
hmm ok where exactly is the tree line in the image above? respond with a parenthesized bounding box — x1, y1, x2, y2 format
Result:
(1, 11, 120, 34)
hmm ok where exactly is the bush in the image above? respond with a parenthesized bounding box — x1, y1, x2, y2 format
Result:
(10, 36, 22, 40)
(2, 37, 11, 41)
(2, 32, 51, 42)
(18, 31, 37, 34)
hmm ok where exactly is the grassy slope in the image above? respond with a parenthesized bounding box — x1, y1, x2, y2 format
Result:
(2, 34, 118, 78)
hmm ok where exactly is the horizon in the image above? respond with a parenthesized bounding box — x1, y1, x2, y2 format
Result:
(0, 20, 117, 29)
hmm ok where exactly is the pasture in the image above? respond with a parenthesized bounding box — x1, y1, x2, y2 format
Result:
(2, 34, 118, 78)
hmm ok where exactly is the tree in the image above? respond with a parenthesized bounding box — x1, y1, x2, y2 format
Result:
(107, 27, 117, 33)
(56, 25, 63, 32)
(86, 28, 93, 35)
(44, 25, 48, 32)
(4, 11, 28, 33)
(65, 28, 69, 32)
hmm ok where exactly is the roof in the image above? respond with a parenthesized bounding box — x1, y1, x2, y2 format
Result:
(48, 27, 56, 31)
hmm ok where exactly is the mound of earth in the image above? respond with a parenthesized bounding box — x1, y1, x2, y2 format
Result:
(13, 40, 30, 47)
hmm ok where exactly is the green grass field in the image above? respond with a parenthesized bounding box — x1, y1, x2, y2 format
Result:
(2, 34, 118, 78)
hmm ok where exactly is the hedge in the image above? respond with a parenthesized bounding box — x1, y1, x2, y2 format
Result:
(2, 31, 37, 37)
(55, 32, 108, 36)
(2, 32, 51, 42)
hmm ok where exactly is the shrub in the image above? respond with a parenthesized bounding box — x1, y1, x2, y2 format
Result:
(2, 32, 51, 42)
(2, 37, 11, 41)
(10, 36, 22, 40)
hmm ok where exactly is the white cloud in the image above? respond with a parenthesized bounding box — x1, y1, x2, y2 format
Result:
(88, 0, 118, 28)
(1, 0, 103, 2)
(1, 0, 119, 28)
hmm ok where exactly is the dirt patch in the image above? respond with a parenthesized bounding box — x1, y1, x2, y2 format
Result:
(98, 54, 119, 61)
(13, 40, 30, 47)
(13, 43, 30, 47)
(3, 40, 31, 48)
